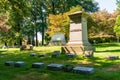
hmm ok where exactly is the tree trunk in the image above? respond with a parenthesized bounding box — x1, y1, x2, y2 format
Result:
(20, 37, 22, 46)
(42, 23, 45, 46)
(117, 36, 119, 43)
(35, 27, 38, 46)
(51, 0, 55, 14)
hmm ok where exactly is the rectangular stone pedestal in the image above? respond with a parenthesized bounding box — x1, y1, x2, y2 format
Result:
(62, 11, 95, 57)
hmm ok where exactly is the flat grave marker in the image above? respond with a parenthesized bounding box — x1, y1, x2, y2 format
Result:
(66, 54, 76, 58)
(106, 55, 119, 60)
(14, 61, 25, 67)
(83, 50, 93, 58)
(63, 65, 74, 72)
(73, 66, 94, 74)
(30, 53, 37, 56)
(38, 54, 46, 57)
(32, 62, 44, 68)
(47, 63, 63, 71)
(5, 61, 14, 66)
(51, 51, 61, 58)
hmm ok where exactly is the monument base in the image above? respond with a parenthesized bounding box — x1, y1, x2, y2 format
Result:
(61, 43, 95, 57)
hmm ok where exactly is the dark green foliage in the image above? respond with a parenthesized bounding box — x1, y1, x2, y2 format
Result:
(0, 0, 99, 46)
(45, 0, 99, 14)
(117, 0, 120, 8)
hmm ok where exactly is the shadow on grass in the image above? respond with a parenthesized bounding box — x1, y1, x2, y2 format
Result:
(94, 43, 120, 48)
(84, 56, 120, 68)
(0, 50, 7, 53)
(1, 49, 120, 80)
(1, 50, 119, 68)
(96, 49, 120, 53)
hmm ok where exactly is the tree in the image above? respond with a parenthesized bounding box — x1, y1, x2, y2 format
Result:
(0, 0, 99, 46)
(0, 13, 12, 46)
(88, 10, 112, 37)
(87, 9, 120, 43)
(117, 0, 120, 8)
(45, 0, 99, 14)
(28, 0, 48, 46)
(1, 0, 31, 46)
(46, 6, 83, 42)
(114, 15, 120, 42)
(0, 13, 9, 32)
(46, 13, 69, 36)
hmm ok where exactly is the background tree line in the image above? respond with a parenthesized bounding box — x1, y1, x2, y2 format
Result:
(0, 0, 119, 47)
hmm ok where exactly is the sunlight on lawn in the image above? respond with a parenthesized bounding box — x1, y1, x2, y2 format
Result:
(1, 43, 120, 80)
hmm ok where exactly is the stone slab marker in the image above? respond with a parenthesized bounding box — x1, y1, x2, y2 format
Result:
(5, 61, 14, 66)
(73, 66, 94, 74)
(47, 64, 63, 71)
(14, 61, 25, 67)
(62, 11, 95, 56)
(32, 62, 44, 68)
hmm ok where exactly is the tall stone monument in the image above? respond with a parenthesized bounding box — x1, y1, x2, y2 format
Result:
(62, 11, 95, 57)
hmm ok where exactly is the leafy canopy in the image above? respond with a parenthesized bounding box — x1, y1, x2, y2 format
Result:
(114, 15, 120, 35)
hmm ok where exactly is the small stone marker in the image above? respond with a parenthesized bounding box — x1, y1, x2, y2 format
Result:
(38, 54, 46, 57)
(14, 61, 25, 67)
(51, 51, 60, 58)
(83, 50, 93, 58)
(106, 55, 119, 60)
(47, 63, 63, 71)
(54, 50, 61, 54)
(30, 53, 36, 56)
(32, 62, 44, 68)
(66, 54, 76, 58)
(5, 61, 14, 66)
(73, 66, 94, 74)
(63, 65, 74, 72)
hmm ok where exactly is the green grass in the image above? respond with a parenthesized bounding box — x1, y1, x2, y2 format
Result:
(1, 43, 120, 80)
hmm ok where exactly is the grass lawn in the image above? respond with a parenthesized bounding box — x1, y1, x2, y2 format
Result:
(1, 43, 120, 80)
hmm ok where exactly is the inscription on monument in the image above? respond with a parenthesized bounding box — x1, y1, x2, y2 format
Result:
(70, 29, 81, 32)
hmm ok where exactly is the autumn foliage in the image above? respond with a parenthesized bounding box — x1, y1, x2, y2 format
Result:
(46, 12, 69, 38)
(0, 14, 9, 32)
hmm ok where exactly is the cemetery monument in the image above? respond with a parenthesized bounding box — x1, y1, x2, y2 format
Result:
(62, 11, 95, 57)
